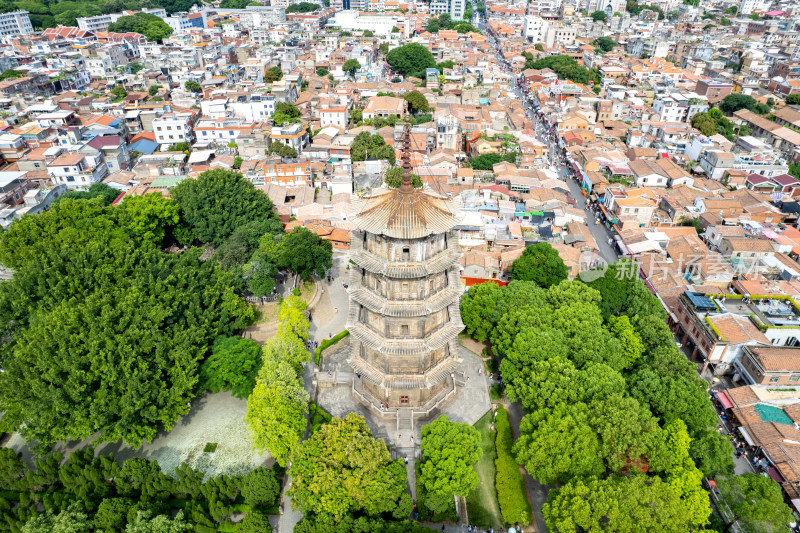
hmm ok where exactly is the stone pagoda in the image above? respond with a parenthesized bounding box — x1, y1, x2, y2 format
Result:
(347, 125, 464, 411)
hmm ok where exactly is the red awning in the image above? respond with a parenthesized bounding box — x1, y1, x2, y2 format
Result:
(717, 391, 734, 410)
(768, 467, 785, 483)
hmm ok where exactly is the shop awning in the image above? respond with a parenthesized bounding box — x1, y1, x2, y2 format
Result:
(768, 466, 785, 483)
(717, 391, 734, 410)
(739, 426, 755, 447)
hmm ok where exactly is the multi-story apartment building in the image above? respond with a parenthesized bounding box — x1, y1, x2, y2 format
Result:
(229, 94, 277, 122)
(0, 11, 33, 37)
(270, 123, 309, 155)
(195, 118, 259, 146)
(694, 79, 734, 104)
(77, 14, 113, 33)
(46, 149, 108, 189)
(152, 112, 196, 146)
(739, 346, 800, 385)
(430, 0, 465, 21)
(739, 0, 770, 15)
(577, 0, 623, 16)
(652, 93, 708, 124)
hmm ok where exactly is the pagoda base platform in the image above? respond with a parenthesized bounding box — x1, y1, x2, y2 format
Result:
(313, 338, 491, 455)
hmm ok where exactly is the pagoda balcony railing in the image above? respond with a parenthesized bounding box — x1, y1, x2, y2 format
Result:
(346, 272, 461, 317)
(349, 237, 461, 279)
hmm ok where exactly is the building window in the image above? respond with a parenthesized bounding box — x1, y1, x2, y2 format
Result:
(790, 375, 800, 382)
(400, 395, 409, 404)
(401, 325, 409, 336)
(770, 376, 780, 383)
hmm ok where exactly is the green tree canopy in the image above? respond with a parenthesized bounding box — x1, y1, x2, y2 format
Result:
(524, 55, 600, 84)
(107, 13, 173, 42)
(787, 94, 800, 105)
(403, 90, 429, 113)
(459, 281, 502, 341)
(0, 197, 253, 450)
(515, 403, 605, 485)
(268, 140, 298, 157)
(543, 475, 690, 532)
(419, 416, 482, 512)
(592, 36, 616, 52)
(384, 166, 422, 188)
(184, 80, 201, 93)
(342, 59, 361, 79)
(717, 474, 793, 533)
(246, 356, 309, 467)
(590, 10, 608, 21)
(265, 66, 283, 83)
(386, 43, 436, 77)
(286, 1, 320, 12)
(720, 93, 758, 115)
(198, 336, 262, 399)
(288, 413, 407, 521)
(171, 168, 279, 245)
(351, 131, 396, 164)
(509, 243, 568, 287)
(274, 226, 332, 280)
(118, 193, 180, 246)
(0, 69, 24, 81)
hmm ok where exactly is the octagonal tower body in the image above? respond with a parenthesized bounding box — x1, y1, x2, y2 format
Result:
(347, 177, 464, 409)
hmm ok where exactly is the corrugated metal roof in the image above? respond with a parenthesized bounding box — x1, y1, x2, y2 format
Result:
(350, 186, 462, 239)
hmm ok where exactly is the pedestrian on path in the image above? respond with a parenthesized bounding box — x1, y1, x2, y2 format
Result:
(328, 371, 332, 380)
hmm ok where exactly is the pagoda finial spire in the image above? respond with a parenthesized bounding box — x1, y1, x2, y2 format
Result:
(400, 122, 413, 192)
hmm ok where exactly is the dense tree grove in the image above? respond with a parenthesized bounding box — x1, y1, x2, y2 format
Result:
(523, 54, 600, 85)
(460, 259, 751, 531)
(247, 296, 311, 466)
(289, 413, 410, 522)
(0, 191, 254, 450)
(384, 166, 423, 188)
(0, 447, 282, 531)
(107, 13, 173, 42)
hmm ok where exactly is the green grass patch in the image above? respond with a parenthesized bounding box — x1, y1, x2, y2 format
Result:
(495, 406, 531, 526)
(315, 330, 350, 365)
(415, 461, 458, 523)
(309, 401, 332, 434)
(467, 409, 502, 530)
(203, 442, 218, 453)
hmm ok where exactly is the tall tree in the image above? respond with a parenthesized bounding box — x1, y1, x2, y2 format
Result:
(171, 168, 279, 245)
(459, 282, 502, 341)
(514, 403, 604, 485)
(716, 474, 793, 533)
(543, 475, 689, 532)
(246, 357, 309, 467)
(198, 336, 262, 399)
(403, 90, 429, 113)
(275, 227, 333, 280)
(418, 416, 482, 512)
(288, 413, 407, 521)
(509, 243, 568, 287)
(342, 59, 361, 79)
(386, 43, 436, 77)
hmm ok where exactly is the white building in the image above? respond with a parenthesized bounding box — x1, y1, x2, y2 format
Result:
(739, 0, 770, 15)
(429, 0, 466, 21)
(652, 93, 708, 123)
(0, 11, 33, 37)
(152, 112, 195, 146)
(523, 16, 549, 43)
(333, 10, 406, 36)
(577, 0, 624, 16)
(45, 148, 108, 189)
(77, 14, 113, 33)
(229, 93, 276, 122)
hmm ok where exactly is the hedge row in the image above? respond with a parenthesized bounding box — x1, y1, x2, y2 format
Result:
(494, 406, 531, 525)
(314, 330, 350, 364)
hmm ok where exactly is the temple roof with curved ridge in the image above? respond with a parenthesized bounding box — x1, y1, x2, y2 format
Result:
(350, 185, 462, 239)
